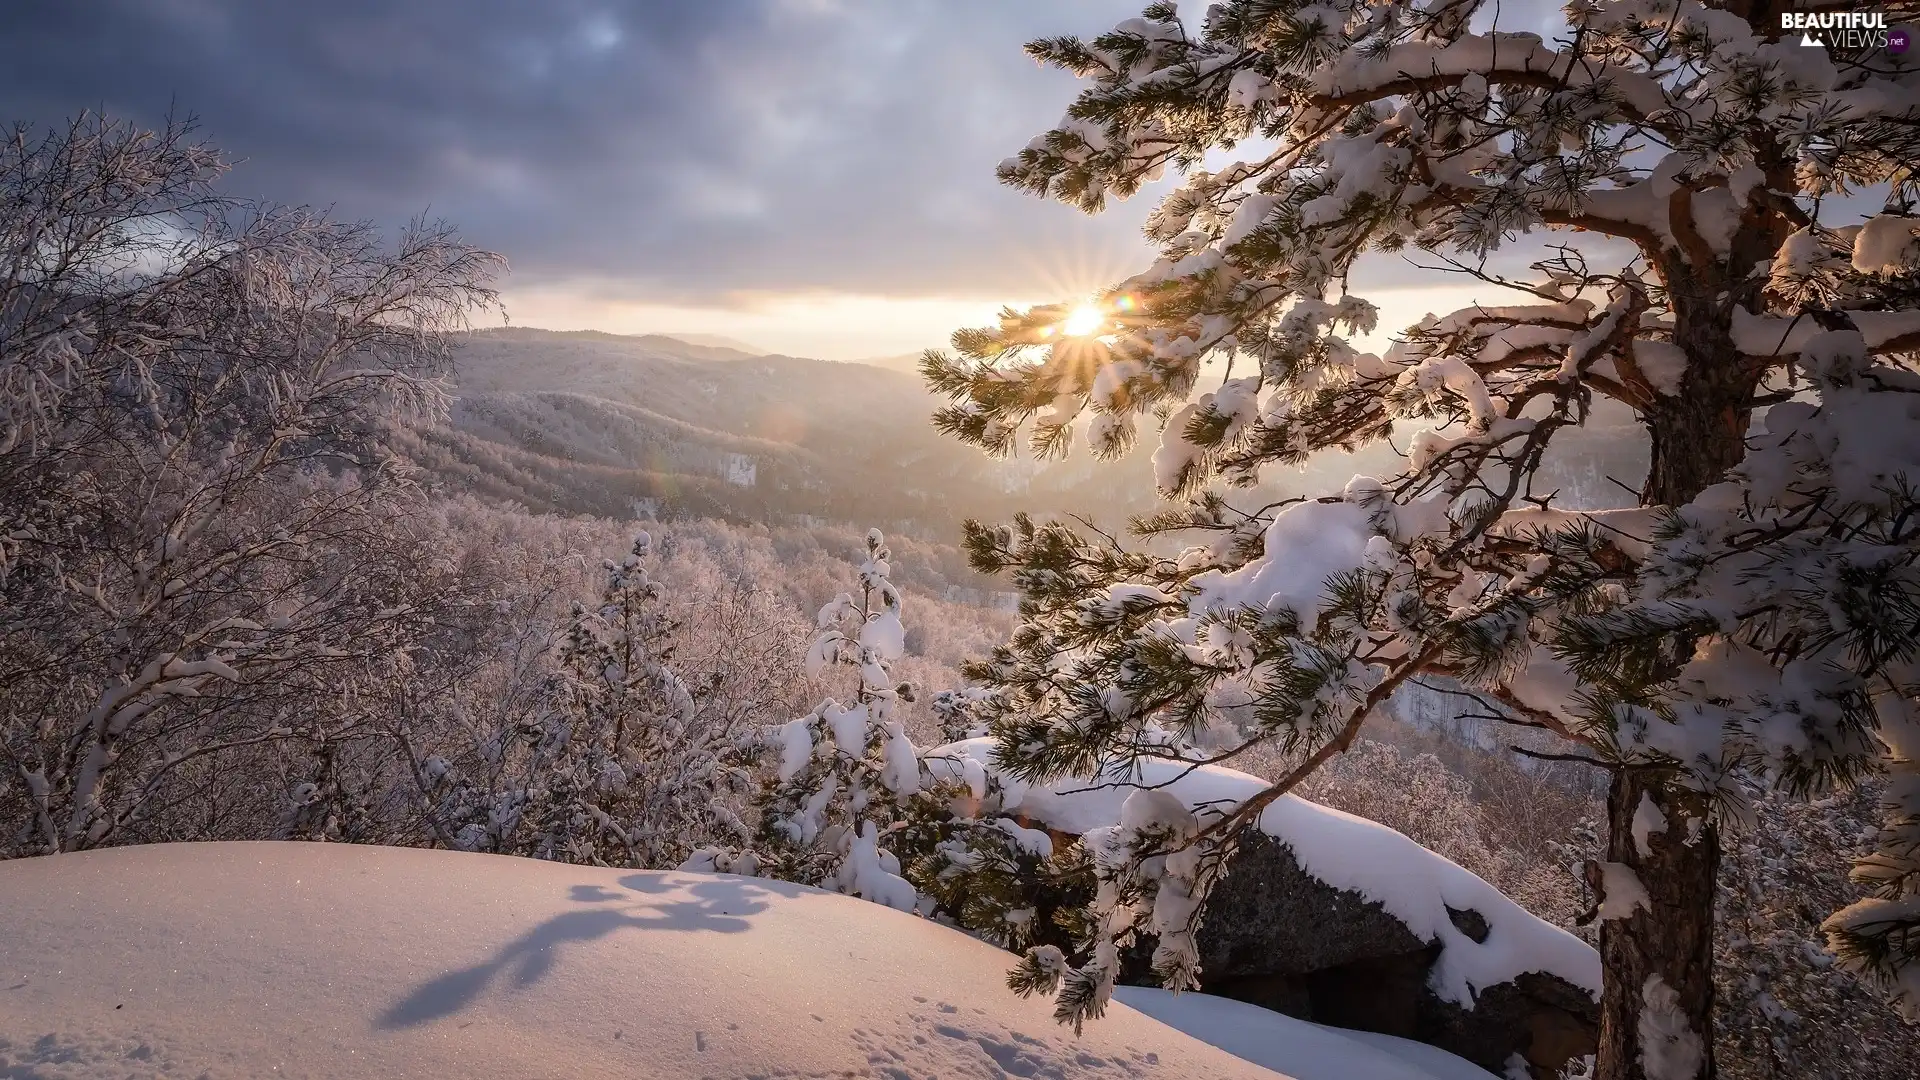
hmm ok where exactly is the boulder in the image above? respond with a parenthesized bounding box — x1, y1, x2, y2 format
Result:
(1122, 829, 1598, 1078)
(923, 739, 1601, 1078)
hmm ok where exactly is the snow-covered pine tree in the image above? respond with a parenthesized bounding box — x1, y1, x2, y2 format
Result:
(422, 533, 748, 866)
(921, 4, 1920, 1076)
(904, 785, 1096, 959)
(670, 535, 1126, 953)
(684, 530, 927, 909)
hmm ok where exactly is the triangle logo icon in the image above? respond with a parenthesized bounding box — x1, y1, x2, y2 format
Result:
(1799, 32, 1823, 46)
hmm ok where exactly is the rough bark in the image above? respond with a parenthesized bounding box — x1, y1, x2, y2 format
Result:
(1597, 262, 1763, 1079)
(1596, 772, 1721, 1080)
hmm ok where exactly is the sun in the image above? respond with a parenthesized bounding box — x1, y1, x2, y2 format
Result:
(1060, 303, 1105, 337)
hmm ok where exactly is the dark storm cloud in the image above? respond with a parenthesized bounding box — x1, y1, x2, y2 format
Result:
(0, 0, 1154, 300)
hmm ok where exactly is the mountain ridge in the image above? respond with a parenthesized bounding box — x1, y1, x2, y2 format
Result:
(410, 326, 1160, 535)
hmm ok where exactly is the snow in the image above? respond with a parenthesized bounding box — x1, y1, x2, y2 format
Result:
(881, 720, 920, 796)
(1300, 124, 1414, 228)
(1188, 500, 1376, 632)
(1597, 862, 1650, 921)
(1155, 399, 1210, 493)
(860, 609, 907, 661)
(924, 740, 1601, 1005)
(1727, 165, 1765, 208)
(1637, 974, 1706, 1080)
(1113, 988, 1499, 1080)
(827, 700, 869, 756)
(1086, 583, 1177, 622)
(1687, 188, 1742, 256)
(995, 817, 1055, 859)
(0, 842, 1304, 1080)
(1408, 417, 1536, 474)
(1825, 893, 1920, 1020)
(1315, 32, 1669, 121)
(1852, 215, 1920, 275)
(1583, 179, 1680, 252)
(1629, 341, 1688, 397)
(1428, 302, 1592, 335)
(1731, 306, 1819, 356)
(844, 821, 918, 911)
(1734, 306, 1920, 356)
(1504, 647, 1586, 726)
(1846, 310, 1920, 351)
(1632, 793, 1668, 858)
(777, 716, 815, 780)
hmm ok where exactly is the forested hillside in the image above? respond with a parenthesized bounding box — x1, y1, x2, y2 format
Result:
(382, 327, 1163, 535)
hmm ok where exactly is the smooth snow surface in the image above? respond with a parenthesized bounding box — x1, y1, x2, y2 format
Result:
(0, 842, 1297, 1080)
(1113, 988, 1499, 1080)
(925, 740, 1600, 1004)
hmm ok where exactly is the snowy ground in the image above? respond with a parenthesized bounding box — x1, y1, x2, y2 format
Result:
(0, 842, 1494, 1079)
(1112, 989, 1497, 1080)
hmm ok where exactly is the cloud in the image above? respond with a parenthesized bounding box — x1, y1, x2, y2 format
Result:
(0, 0, 1157, 304)
(2, 0, 1715, 357)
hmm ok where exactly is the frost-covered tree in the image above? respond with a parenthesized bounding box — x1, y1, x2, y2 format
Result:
(0, 113, 500, 856)
(922, 4, 1920, 1076)
(550, 533, 749, 866)
(675, 529, 1103, 944)
(413, 534, 751, 867)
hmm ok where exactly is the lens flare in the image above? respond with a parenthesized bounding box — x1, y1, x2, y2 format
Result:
(1061, 304, 1105, 337)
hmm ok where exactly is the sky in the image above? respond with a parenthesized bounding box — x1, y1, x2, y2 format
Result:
(0, 0, 1512, 360)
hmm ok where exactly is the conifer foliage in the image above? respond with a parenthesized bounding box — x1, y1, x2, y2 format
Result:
(685, 530, 928, 908)
(923, 3, 1920, 1075)
(682, 531, 1097, 945)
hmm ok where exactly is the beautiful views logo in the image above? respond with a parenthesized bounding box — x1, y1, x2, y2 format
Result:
(1780, 10, 1910, 52)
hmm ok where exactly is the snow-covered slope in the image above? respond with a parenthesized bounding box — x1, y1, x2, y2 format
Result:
(1114, 988, 1499, 1080)
(0, 841, 1466, 1080)
(925, 739, 1600, 1005)
(414, 327, 1164, 531)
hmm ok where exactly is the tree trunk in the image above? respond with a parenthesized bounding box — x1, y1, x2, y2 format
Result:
(1594, 772, 1720, 1080)
(1594, 261, 1765, 1078)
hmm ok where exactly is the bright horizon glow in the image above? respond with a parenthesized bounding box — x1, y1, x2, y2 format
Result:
(497, 285, 1042, 362)
(497, 279, 1496, 366)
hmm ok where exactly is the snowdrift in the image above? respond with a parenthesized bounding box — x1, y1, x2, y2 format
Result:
(1114, 988, 1499, 1080)
(0, 842, 1486, 1079)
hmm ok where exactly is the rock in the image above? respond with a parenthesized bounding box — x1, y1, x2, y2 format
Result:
(1447, 904, 1492, 943)
(1121, 829, 1598, 1079)
(922, 739, 1599, 1078)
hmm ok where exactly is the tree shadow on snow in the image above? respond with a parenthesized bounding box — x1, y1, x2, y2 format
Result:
(377, 873, 804, 1030)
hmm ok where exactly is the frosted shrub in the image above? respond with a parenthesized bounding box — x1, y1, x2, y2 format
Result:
(0, 114, 500, 856)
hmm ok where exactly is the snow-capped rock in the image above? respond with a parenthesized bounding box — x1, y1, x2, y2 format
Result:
(924, 740, 1601, 1075)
